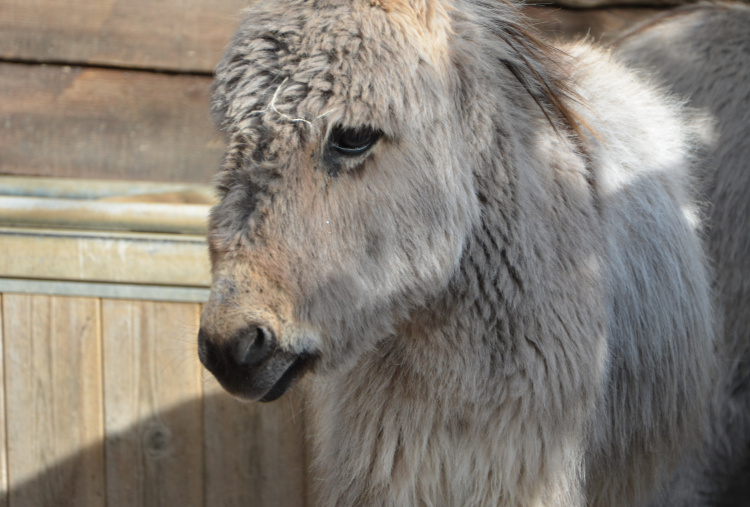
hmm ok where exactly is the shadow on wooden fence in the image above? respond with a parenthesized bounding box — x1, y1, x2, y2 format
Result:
(3, 391, 312, 507)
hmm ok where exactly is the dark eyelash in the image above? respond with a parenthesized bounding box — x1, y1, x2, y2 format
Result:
(329, 126, 381, 156)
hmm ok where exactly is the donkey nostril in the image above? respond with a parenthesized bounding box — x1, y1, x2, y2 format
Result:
(232, 326, 275, 367)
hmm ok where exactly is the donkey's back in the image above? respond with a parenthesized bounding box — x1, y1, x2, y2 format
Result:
(617, 4, 750, 505)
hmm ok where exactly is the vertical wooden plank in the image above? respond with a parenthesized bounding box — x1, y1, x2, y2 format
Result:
(203, 373, 308, 506)
(3, 294, 105, 506)
(102, 300, 203, 507)
(0, 295, 7, 507)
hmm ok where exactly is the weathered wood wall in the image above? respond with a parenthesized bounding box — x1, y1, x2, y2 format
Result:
(0, 0, 246, 72)
(0, 64, 222, 182)
(0, 0, 249, 183)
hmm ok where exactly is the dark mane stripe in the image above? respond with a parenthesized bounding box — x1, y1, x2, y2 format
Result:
(478, 0, 594, 139)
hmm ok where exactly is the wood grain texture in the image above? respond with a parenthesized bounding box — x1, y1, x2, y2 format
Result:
(203, 375, 308, 507)
(0, 0, 247, 73)
(2, 295, 105, 507)
(0, 196, 211, 234)
(0, 175, 214, 201)
(0, 279, 210, 303)
(102, 300, 203, 507)
(0, 296, 7, 507)
(0, 62, 222, 183)
(0, 228, 210, 287)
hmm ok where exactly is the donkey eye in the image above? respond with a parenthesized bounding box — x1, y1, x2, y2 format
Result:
(329, 126, 380, 156)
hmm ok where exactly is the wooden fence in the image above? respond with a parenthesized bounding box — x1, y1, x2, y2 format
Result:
(0, 178, 312, 507)
(0, 295, 310, 507)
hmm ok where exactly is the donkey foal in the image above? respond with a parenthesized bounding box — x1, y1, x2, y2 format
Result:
(198, 1, 749, 505)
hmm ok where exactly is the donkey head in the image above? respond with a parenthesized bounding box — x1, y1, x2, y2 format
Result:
(198, 0, 482, 401)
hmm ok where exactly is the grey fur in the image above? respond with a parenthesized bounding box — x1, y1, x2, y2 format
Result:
(199, 0, 748, 505)
(616, 4, 750, 505)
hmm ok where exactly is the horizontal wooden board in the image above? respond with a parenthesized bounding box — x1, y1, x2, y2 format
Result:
(0, 175, 215, 201)
(0, 196, 212, 234)
(0, 0, 665, 73)
(0, 62, 223, 183)
(0, 279, 210, 302)
(0, 0, 247, 73)
(0, 227, 211, 287)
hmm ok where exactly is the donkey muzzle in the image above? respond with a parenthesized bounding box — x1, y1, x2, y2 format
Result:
(198, 324, 311, 402)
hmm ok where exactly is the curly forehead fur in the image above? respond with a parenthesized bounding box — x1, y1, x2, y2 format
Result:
(211, 0, 577, 145)
(213, 0, 441, 135)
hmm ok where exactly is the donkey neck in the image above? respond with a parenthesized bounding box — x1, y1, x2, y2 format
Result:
(309, 100, 603, 505)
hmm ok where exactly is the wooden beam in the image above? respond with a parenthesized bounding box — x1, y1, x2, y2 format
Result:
(0, 227, 211, 287)
(0, 196, 212, 234)
(0, 176, 215, 201)
(0, 279, 210, 303)
(0, 0, 247, 73)
(0, 62, 223, 183)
